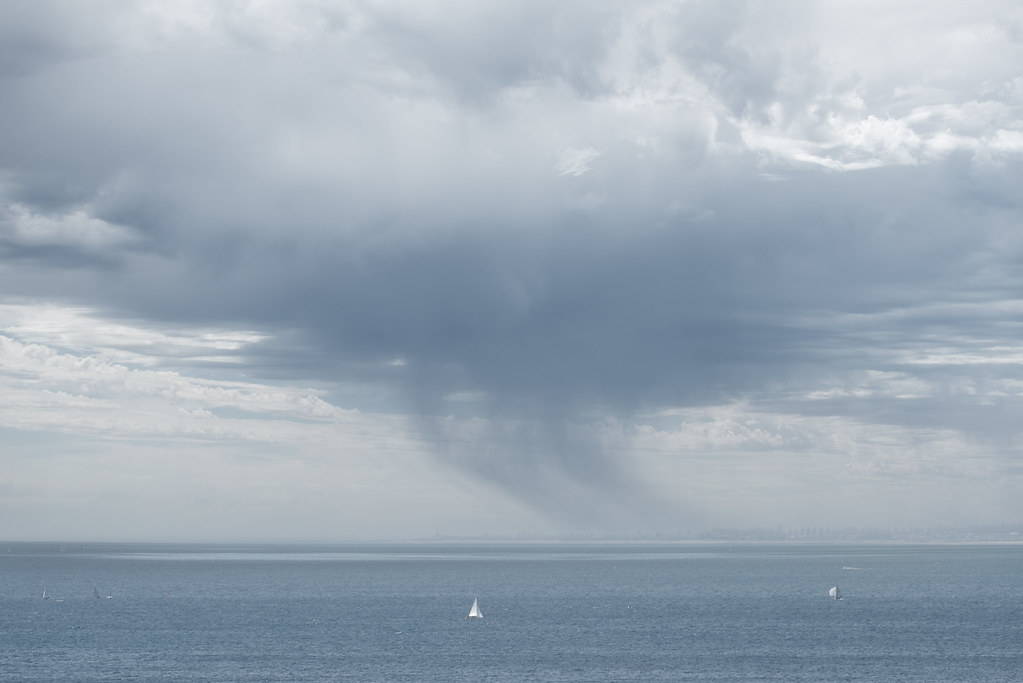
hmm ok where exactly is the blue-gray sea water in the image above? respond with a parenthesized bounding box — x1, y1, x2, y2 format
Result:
(1, 542, 1020, 681)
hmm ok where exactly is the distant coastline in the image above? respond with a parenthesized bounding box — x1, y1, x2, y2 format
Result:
(426, 524, 1023, 545)
(4, 524, 1022, 548)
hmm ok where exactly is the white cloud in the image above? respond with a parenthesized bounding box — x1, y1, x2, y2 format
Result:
(0, 333, 373, 440)
(991, 129, 1023, 153)
(556, 146, 602, 177)
(737, 99, 1023, 170)
(2, 202, 139, 251)
(628, 401, 1012, 530)
(0, 303, 265, 367)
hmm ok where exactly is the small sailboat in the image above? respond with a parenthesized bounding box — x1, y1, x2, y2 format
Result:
(42, 589, 48, 600)
(94, 586, 111, 599)
(829, 585, 843, 600)
(466, 597, 483, 619)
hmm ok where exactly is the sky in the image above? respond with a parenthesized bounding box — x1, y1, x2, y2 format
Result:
(2, 0, 1023, 542)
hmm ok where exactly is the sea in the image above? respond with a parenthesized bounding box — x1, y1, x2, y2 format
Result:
(1, 542, 1020, 682)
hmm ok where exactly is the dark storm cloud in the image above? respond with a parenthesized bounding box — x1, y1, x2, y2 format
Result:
(2, 0, 1022, 521)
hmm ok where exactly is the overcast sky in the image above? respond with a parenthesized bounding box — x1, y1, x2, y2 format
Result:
(2, 0, 1022, 542)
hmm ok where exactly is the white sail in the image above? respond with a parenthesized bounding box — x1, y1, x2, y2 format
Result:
(467, 597, 483, 619)
(829, 585, 842, 600)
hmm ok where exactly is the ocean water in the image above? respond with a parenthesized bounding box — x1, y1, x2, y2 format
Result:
(1, 542, 1020, 681)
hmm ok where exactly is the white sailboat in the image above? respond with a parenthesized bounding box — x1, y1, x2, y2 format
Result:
(94, 586, 111, 599)
(829, 585, 843, 600)
(466, 597, 483, 619)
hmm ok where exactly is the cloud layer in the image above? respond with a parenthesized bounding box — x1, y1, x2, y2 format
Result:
(2, 0, 1022, 540)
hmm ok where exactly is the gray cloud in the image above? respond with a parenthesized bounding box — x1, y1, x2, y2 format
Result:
(2, 0, 1022, 536)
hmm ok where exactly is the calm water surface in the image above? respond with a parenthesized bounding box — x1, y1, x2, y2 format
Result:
(1, 542, 1020, 681)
